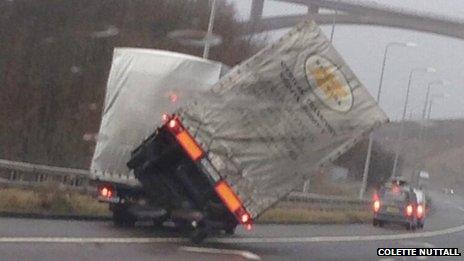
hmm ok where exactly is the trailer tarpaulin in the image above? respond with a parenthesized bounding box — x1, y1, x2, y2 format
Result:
(178, 19, 389, 217)
(90, 48, 225, 184)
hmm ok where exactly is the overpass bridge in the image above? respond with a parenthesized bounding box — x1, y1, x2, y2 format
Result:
(244, 0, 464, 39)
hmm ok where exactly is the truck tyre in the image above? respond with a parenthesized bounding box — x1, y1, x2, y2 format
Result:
(113, 208, 136, 227)
(225, 226, 236, 235)
(190, 228, 208, 244)
(405, 222, 416, 231)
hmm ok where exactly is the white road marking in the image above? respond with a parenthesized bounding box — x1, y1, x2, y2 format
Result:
(210, 223, 464, 244)
(179, 246, 260, 260)
(0, 237, 187, 243)
(458, 207, 464, 212)
(401, 240, 435, 248)
(416, 257, 427, 260)
(0, 224, 463, 244)
(378, 258, 395, 261)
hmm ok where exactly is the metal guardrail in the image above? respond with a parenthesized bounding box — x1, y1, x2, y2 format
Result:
(0, 159, 91, 188)
(284, 192, 370, 211)
(0, 159, 369, 210)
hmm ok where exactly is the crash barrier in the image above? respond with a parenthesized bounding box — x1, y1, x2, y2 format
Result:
(0, 159, 93, 192)
(283, 192, 370, 211)
(0, 159, 370, 210)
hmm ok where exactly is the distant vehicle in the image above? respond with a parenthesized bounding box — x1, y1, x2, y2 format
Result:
(373, 185, 425, 230)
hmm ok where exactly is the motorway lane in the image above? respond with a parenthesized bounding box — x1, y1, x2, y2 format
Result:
(0, 191, 463, 260)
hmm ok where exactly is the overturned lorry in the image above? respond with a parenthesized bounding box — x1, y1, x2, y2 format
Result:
(91, 20, 388, 242)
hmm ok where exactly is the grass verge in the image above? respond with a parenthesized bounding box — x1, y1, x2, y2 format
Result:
(0, 187, 110, 216)
(0, 187, 370, 224)
(258, 208, 371, 224)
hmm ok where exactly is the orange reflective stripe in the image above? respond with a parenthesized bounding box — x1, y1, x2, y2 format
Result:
(214, 180, 242, 213)
(176, 131, 204, 161)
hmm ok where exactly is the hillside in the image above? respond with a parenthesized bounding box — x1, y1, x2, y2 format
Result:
(0, 0, 262, 168)
(373, 119, 464, 191)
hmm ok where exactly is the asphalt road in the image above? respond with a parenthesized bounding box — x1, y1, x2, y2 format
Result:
(1, 191, 463, 261)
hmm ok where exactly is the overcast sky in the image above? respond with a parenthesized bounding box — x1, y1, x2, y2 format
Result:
(228, 0, 464, 120)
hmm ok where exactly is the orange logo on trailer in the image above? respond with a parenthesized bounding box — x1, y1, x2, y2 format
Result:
(304, 55, 353, 112)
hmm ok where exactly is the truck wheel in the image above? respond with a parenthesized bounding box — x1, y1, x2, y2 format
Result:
(113, 208, 136, 227)
(190, 228, 208, 244)
(405, 222, 416, 231)
(225, 226, 236, 235)
(417, 221, 424, 229)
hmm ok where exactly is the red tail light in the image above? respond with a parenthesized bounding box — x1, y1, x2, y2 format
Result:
(99, 184, 114, 198)
(406, 204, 413, 216)
(417, 204, 424, 218)
(373, 200, 380, 212)
(168, 119, 177, 129)
(214, 180, 253, 229)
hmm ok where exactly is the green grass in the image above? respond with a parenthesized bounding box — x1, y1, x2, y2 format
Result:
(258, 207, 371, 224)
(0, 187, 110, 216)
(0, 187, 370, 224)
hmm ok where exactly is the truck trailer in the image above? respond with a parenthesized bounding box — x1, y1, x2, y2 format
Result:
(91, 19, 388, 243)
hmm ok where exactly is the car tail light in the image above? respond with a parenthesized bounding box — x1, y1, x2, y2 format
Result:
(417, 204, 424, 218)
(214, 180, 253, 229)
(373, 200, 380, 212)
(406, 204, 413, 216)
(165, 117, 204, 161)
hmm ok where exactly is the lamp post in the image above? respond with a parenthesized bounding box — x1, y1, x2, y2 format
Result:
(427, 94, 448, 119)
(358, 42, 416, 199)
(422, 80, 447, 119)
(203, 0, 217, 59)
(330, 10, 337, 42)
(418, 80, 448, 141)
(391, 67, 436, 178)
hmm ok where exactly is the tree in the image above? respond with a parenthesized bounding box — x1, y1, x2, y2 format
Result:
(0, 0, 262, 168)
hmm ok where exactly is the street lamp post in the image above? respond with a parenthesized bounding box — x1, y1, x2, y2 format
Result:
(422, 80, 446, 119)
(330, 10, 337, 42)
(358, 42, 416, 199)
(418, 80, 447, 142)
(203, 0, 217, 59)
(416, 80, 446, 166)
(390, 67, 436, 178)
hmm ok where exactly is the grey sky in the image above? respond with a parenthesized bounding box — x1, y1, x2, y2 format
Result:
(228, 0, 464, 120)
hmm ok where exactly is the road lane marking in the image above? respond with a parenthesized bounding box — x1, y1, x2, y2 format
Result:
(416, 257, 427, 260)
(401, 240, 435, 248)
(0, 237, 187, 243)
(179, 246, 260, 260)
(378, 258, 395, 261)
(458, 207, 464, 212)
(210, 223, 464, 244)
(1, 224, 464, 244)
